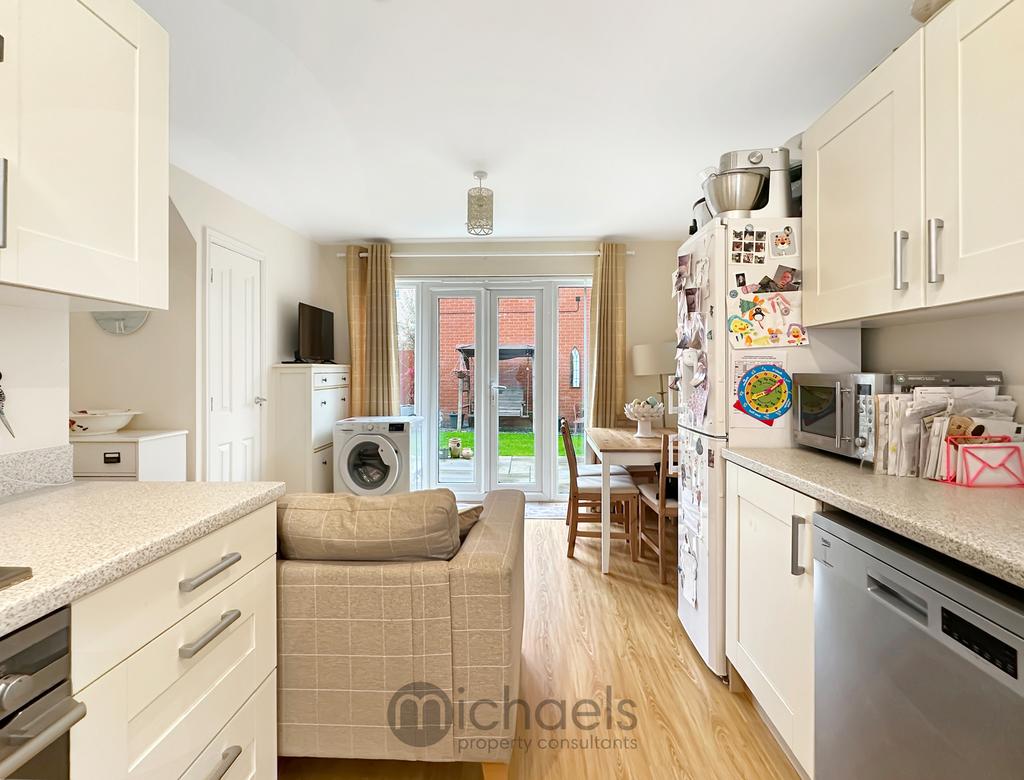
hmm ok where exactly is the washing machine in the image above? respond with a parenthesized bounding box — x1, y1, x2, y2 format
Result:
(333, 416, 423, 495)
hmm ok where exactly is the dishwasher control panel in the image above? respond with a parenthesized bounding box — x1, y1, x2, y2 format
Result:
(942, 607, 1018, 679)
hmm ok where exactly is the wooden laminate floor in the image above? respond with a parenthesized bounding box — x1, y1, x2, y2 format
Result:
(279, 517, 798, 780)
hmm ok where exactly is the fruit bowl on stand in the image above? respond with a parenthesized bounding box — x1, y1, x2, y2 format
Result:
(624, 398, 664, 438)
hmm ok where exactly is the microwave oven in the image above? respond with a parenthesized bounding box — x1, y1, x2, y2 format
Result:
(793, 373, 893, 461)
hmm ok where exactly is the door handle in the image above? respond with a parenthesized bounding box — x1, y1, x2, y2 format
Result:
(790, 514, 806, 576)
(254, 395, 268, 406)
(867, 571, 928, 625)
(927, 218, 945, 284)
(892, 230, 909, 291)
(0, 698, 87, 778)
(0, 158, 8, 249)
(833, 381, 843, 449)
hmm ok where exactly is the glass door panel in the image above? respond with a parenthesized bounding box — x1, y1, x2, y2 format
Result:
(434, 293, 481, 491)
(556, 285, 591, 495)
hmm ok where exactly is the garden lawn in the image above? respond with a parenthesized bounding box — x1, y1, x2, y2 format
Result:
(439, 430, 583, 457)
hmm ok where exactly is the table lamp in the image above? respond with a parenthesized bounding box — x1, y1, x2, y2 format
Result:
(631, 342, 677, 428)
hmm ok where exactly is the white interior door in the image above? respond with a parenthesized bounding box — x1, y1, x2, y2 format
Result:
(207, 237, 263, 481)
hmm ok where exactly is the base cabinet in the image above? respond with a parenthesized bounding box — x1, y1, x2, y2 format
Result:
(726, 463, 817, 776)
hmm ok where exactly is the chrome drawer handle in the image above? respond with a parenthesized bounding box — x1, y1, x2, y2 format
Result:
(179, 552, 241, 592)
(205, 745, 243, 780)
(790, 514, 806, 576)
(179, 610, 241, 659)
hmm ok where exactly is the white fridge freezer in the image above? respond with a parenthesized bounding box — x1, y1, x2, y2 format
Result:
(673, 217, 859, 676)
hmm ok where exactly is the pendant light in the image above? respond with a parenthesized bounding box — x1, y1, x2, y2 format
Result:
(466, 170, 494, 236)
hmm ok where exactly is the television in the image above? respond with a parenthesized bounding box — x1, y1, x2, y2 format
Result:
(296, 303, 334, 363)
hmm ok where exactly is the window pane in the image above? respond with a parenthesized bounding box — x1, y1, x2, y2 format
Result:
(438, 297, 476, 485)
(396, 285, 417, 414)
(496, 297, 536, 485)
(557, 286, 591, 494)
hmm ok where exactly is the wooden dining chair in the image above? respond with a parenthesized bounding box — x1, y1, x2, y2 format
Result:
(561, 420, 639, 561)
(637, 434, 679, 584)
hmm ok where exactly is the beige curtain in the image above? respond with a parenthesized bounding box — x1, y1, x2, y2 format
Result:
(587, 242, 627, 428)
(346, 243, 399, 416)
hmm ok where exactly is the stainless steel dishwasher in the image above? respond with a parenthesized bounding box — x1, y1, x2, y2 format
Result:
(814, 511, 1024, 780)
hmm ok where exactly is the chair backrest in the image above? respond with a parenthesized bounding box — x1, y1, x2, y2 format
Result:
(560, 418, 580, 489)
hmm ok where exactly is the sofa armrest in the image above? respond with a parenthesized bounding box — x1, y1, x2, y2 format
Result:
(446, 489, 526, 762)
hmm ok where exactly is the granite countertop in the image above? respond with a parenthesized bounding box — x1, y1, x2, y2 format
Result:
(0, 480, 285, 636)
(723, 447, 1024, 589)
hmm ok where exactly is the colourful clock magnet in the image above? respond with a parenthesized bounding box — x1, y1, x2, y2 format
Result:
(733, 364, 792, 426)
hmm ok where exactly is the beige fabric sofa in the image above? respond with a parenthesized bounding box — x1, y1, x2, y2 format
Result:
(277, 488, 525, 769)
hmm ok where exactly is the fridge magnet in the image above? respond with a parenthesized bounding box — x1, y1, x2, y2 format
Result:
(755, 230, 767, 241)
(743, 224, 755, 239)
(741, 252, 754, 264)
(735, 272, 747, 288)
(786, 323, 809, 345)
(771, 264, 801, 291)
(733, 364, 793, 426)
(770, 226, 797, 257)
(731, 252, 742, 263)
(728, 289, 738, 299)
(677, 254, 692, 276)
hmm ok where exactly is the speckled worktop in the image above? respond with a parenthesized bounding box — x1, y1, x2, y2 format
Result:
(724, 447, 1024, 589)
(0, 480, 285, 636)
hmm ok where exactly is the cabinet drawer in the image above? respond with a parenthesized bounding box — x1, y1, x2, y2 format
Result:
(313, 387, 347, 448)
(73, 442, 138, 476)
(181, 670, 277, 780)
(71, 558, 276, 779)
(71, 503, 276, 691)
(313, 447, 334, 493)
(313, 369, 348, 388)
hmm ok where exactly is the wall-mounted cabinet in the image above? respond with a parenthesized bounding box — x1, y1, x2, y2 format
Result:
(0, 0, 169, 309)
(804, 0, 1023, 326)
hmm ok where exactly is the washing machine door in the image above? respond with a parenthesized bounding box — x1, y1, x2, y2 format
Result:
(338, 434, 401, 495)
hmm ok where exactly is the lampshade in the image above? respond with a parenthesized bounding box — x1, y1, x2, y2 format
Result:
(631, 342, 676, 376)
(466, 171, 493, 236)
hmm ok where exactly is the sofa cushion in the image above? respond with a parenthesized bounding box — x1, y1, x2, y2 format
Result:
(278, 488, 461, 561)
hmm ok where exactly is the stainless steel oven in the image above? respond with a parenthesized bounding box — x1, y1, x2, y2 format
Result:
(0, 608, 85, 779)
(793, 373, 892, 461)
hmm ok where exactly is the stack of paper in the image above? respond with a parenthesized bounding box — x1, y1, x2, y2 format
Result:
(873, 387, 1022, 481)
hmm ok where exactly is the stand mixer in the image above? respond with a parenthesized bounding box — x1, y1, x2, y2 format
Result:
(701, 147, 796, 218)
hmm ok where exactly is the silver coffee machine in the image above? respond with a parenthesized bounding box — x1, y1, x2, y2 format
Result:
(701, 147, 796, 219)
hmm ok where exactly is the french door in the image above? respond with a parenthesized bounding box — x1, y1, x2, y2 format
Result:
(415, 279, 588, 501)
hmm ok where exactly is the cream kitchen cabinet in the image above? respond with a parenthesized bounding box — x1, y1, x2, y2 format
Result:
(803, 29, 926, 325)
(0, 0, 169, 309)
(726, 463, 817, 777)
(804, 0, 1024, 325)
(923, 0, 1024, 307)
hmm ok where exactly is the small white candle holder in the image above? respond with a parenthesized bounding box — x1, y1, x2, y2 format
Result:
(624, 402, 664, 438)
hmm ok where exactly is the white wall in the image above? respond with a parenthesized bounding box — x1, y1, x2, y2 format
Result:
(70, 203, 200, 477)
(0, 297, 69, 455)
(863, 309, 1024, 422)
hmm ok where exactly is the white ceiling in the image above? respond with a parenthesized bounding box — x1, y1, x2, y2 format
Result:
(138, 0, 918, 243)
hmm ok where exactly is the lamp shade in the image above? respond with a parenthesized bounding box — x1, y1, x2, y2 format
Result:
(631, 342, 676, 377)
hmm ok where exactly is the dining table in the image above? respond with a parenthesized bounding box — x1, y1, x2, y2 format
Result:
(586, 426, 676, 574)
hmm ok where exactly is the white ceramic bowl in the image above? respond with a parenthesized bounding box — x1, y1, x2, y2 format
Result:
(69, 409, 141, 436)
(623, 402, 664, 421)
